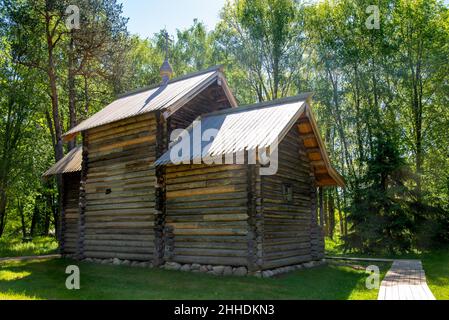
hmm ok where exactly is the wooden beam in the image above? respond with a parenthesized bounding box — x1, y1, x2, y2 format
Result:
(308, 153, 322, 161)
(305, 147, 321, 154)
(247, 162, 258, 273)
(298, 117, 309, 124)
(77, 132, 88, 260)
(153, 111, 167, 267)
(310, 160, 325, 167)
(317, 179, 338, 187)
(318, 187, 324, 228)
(298, 123, 313, 134)
(299, 133, 316, 140)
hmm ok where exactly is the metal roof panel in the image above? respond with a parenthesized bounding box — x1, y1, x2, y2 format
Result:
(43, 146, 82, 176)
(64, 69, 220, 137)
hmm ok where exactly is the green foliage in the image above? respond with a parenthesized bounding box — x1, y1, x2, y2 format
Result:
(0, 0, 448, 254)
(214, 0, 306, 102)
(0, 237, 58, 258)
(304, 0, 449, 252)
(346, 137, 414, 253)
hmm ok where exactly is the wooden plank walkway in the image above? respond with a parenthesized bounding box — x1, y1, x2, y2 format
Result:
(378, 260, 435, 300)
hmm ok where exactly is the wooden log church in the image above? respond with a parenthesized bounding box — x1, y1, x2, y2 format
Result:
(44, 58, 344, 275)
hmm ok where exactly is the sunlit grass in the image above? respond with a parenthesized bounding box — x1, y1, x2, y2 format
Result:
(0, 237, 58, 258)
(0, 290, 39, 300)
(0, 270, 31, 281)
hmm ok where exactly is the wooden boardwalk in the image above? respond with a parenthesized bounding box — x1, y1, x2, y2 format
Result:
(378, 260, 435, 300)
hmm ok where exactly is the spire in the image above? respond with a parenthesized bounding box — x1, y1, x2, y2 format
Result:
(160, 30, 173, 84)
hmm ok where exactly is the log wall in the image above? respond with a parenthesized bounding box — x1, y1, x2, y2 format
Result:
(62, 172, 80, 255)
(261, 127, 318, 270)
(164, 163, 249, 266)
(82, 113, 157, 261)
(168, 83, 231, 132)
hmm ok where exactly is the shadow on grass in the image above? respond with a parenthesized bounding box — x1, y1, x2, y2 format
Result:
(0, 258, 384, 300)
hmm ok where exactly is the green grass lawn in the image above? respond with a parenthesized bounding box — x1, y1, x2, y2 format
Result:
(0, 237, 58, 258)
(0, 258, 389, 300)
(325, 238, 449, 300)
(2, 236, 446, 300)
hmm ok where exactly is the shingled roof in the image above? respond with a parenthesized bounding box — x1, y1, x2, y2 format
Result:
(155, 94, 345, 187)
(63, 66, 236, 141)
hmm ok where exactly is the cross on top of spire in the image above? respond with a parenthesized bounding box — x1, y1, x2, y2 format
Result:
(161, 29, 173, 60)
(160, 29, 173, 83)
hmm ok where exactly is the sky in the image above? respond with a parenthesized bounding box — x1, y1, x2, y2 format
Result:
(118, 0, 227, 39)
(119, 0, 449, 39)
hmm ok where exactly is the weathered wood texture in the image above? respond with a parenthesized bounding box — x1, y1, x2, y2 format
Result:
(77, 133, 88, 259)
(61, 172, 80, 255)
(82, 114, 157, 261)
(165, 163, 249, 266)
(260, 127, 320, 270)
(153, 112, 167, 266)
(309, 170, 324, 260)
(168, 83, 231, 133)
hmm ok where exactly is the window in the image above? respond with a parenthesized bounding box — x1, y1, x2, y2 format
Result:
(282, 183, 293, 203)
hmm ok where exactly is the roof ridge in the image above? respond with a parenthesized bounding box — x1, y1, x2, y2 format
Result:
(117, 65, 223, 99)
(201, 92, 313, 118)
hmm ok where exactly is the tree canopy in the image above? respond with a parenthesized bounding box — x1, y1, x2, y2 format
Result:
(0, 0, 447, 253)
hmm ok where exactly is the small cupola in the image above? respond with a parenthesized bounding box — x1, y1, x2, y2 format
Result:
(160, 59, 173, 84)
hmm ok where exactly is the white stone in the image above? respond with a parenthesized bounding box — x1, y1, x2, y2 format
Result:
(223, 266, 233, 276)
(233, 267, 248, 277)
(165, 262, 181, 271)
(303, 262, 315, 268)
(212, 266, 225, 275)
(191, 263, 201, 270)
(180, 264, 191, 272)
(262, 270, 274, 278)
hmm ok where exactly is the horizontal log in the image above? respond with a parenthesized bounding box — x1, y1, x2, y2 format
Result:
(166, 164, 244, 176)
(86, 221, 154, 229)
(166, 177, 246, 192)
(167, 206, 247, 216)
(166, 214, 248, 223)
(167, 169, 246, 185)
(173, 241, 247, 250)
(85, 216, 153, 223)
(172, 235, 247, 243)
(87, 113, 154, 136)
(86, 202, 154, 211)
(84, 234, 154, 241)
(84, 251, 153, 261)
(166, 191, 247, 204)
(85, 208, 155, 216)
(167, 199, 247, 210)
(171, 255, 246, 266)
(84, 239, 153, 248)
(262, 255, 312, 269)
(173, 228, 247, 236)
(173, 247, 247, 258)
(84, 228, 155, 235)
(167, 185, 245, 199)
(167, 221, 247, 229)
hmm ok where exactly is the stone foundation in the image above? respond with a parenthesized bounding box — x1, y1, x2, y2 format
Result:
(80, 257, 326, 278)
